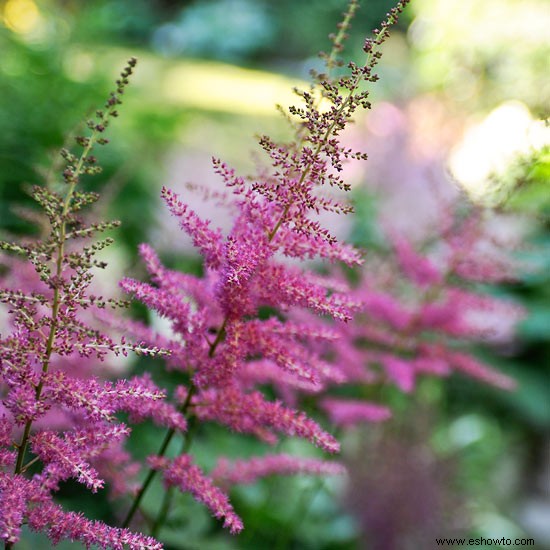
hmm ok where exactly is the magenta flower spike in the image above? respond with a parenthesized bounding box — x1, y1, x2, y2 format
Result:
(0, 59, 172, 548)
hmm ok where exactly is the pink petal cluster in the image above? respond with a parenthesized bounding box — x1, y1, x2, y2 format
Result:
(27, 499, 162, 549)
(0, 469, 163, 549)
(390, 231, 443, 288)
(195, 385, 340, 453)
(326, 209, 522, 395)
(212, 453, 346, 486)
(148, 454, 244, 534)
(321, 398, 392, 427)
(0, 59, 174, 548)
(0, 474, 28, 544)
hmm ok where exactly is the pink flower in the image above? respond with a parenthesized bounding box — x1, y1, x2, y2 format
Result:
(212, 453, 346, 486)
(447, 351, 516, 390)
(196, 384, 340, 453)
(390, 232, 443, 287)
(381, 355, 415, 392)
(27, 499, 162, 549)
(0, 474, 29, 544)
(161, 186, 225, 269)
(321, 398, 392, 427)
(149, 454, 243, 534)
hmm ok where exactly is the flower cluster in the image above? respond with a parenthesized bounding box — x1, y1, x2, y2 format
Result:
(115, 0, 424, 537)
(322, 207, 521, 407)
(0, 60, 171, 549)
(212, 453, 346, 487)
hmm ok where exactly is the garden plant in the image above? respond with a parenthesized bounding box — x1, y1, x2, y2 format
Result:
(0, 1, 527, 548)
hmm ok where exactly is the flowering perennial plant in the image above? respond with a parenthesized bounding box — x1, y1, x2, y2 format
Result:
(116, 0, 477, 538)
(319, 209, 521, 412)
(0, 0, 522, 547)
(0, 60, 173, 549)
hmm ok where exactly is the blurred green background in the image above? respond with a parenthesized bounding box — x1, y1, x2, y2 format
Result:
(1, 0, 549, 548)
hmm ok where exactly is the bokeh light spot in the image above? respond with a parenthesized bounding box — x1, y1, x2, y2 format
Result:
(2, 0, 41, 34)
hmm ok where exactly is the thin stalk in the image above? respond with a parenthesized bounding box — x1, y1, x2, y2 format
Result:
(121, 317, 227, 528)
(274, 425, 341, 550)
(12, 130, 98, 475)
(150, 417, 198, 538)
(121, 423, 177, 529)
(121, 384, 197, 528)
(150, 487, 175, 539)
(268, 18, 391, 243)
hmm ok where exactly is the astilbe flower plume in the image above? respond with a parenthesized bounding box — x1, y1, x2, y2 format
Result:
(148, 454, 244, 535)
(0, 60, 170, 549)
(320, 203, 522, 408)
(212, 453, 346, 487)
(119, 0, 412, 536)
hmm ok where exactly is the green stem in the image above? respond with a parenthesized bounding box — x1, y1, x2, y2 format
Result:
(150, 487, 174, 539)
(121, 425, 176, 529)
(121, 382, 198, 528)
(274, 426, 341, 550)
(151, 417, 198, 538)
(12, 128, 98, 476)
(122, 316, 228, 529)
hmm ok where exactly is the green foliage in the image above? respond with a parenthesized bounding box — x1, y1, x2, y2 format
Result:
(504, 145, 550, 221)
